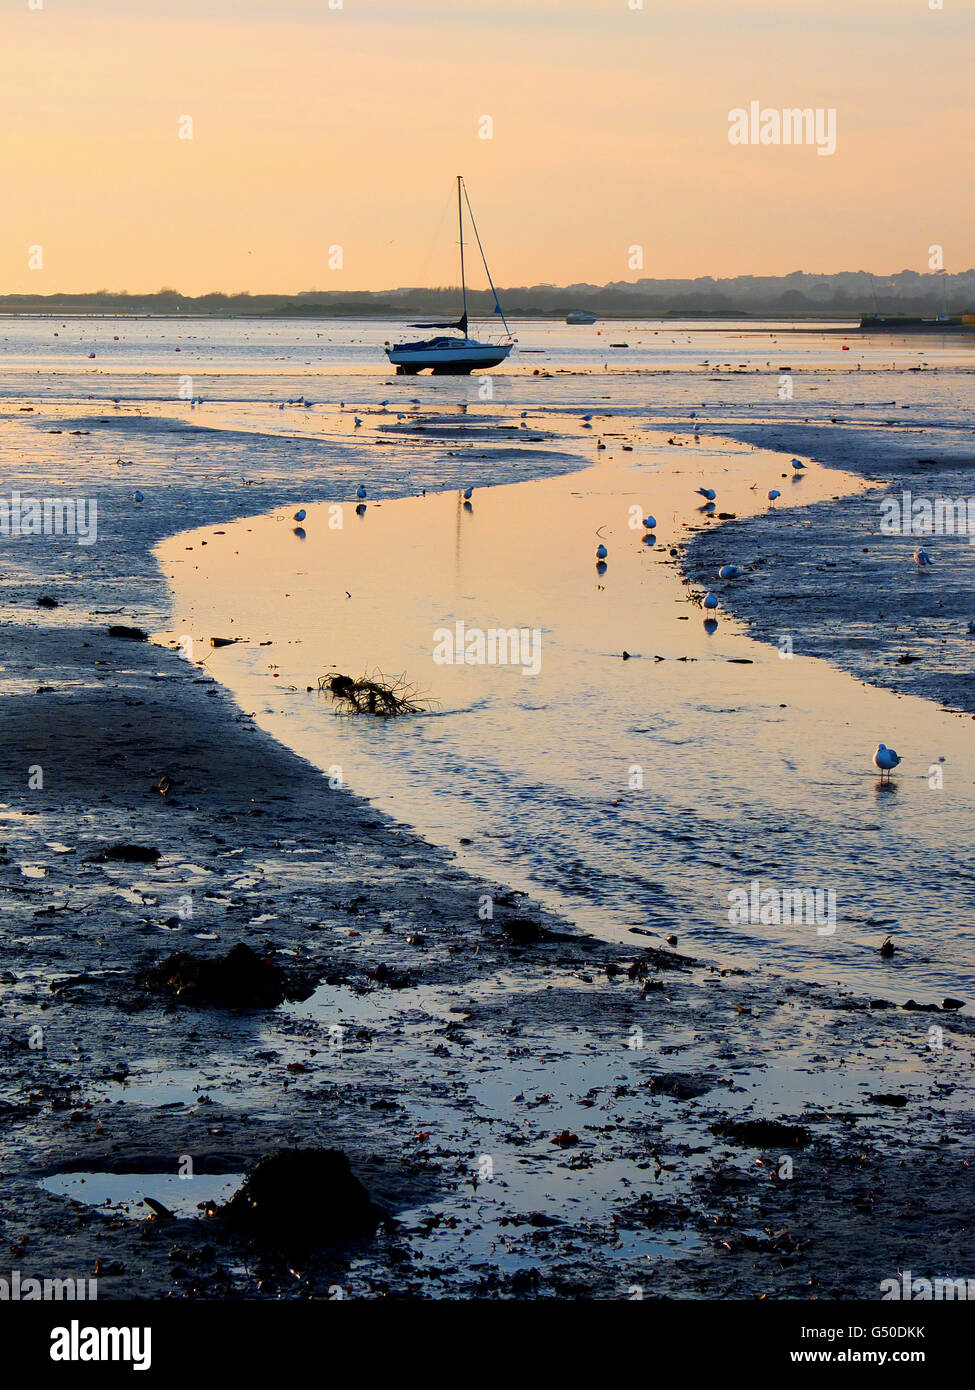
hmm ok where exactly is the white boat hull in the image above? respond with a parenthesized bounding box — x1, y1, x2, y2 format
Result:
(385, 339, 512, 374)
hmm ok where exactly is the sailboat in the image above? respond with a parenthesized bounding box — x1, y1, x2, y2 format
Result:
(385, 177, 514, 375)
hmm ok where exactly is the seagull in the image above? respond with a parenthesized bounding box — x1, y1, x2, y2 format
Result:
(695, 488, 716, 501)
(134, 490, 144, 503)
(718, 564, 740, 580)
(354, 416, 363, 428)
(643, 515, 657, 530)
(596, 544, 608, 560)
(791, 458, 805, 471)
(874, 744, 901, 783)
(293, 508, 306, 523)
(702, 591, 719, 611)
(355, 484, 367, 500)
(768, 489, 781, 503)
(913, 547, 933, 568)
(463, 486, 474, 500)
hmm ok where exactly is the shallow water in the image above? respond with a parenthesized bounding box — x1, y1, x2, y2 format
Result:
(40, 1171, 242, 1220)
(158, 417, 975, 1004)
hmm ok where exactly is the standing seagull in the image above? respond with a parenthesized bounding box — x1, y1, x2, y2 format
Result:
(356, 484, 367, 500)
(695, 487, 716, 501)
(873, 744, 901, 784)
(791, 458, 805, 471)
(913, 547, 934, 569)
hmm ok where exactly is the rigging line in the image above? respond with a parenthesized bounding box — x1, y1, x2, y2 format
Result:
(461, 180, 512, 338)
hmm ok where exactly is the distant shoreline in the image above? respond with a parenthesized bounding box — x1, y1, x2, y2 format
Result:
(0, 310, 861, 329)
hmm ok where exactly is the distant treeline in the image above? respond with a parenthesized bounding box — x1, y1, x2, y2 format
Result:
(0, 270, 971, 318)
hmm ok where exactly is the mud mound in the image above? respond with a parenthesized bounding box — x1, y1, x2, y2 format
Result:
(140, 943, 313, 1008)
(220, 1149, 384, 1248)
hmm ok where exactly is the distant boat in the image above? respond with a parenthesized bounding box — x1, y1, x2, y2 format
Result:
(385, 177, 514, 376)
(566, 310, 597, 325)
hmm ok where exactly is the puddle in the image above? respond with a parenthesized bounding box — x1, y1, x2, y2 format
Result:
(40, 1171, 243, 1219)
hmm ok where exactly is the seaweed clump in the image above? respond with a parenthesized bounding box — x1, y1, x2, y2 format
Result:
(319, 670, 427, 717)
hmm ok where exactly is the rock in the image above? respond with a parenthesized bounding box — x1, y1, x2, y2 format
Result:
(942, 998, 965, 1011)
(869, 1094, 909, 1107)
(141, 943, 313, 1008)
(501, 918, 548, 944)
(106, 625, 149, 641)
(89, 844, 160, 864)
(36, 596, 59, 608)
(220, 1149, 383, 1249)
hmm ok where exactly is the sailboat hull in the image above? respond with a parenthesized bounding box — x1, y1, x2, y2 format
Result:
(385, 340, 512, 374)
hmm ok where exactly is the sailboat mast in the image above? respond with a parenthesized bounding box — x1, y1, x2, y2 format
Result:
(457, 175, 469, 335)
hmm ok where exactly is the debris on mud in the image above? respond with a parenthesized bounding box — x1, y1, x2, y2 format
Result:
(106, 624, 149, 641)
(644, 1072, 726, 1100)
(140, 942, 315, 1008)
(712, 1119, 812, 1149)
(219, 1149, 385, 1249)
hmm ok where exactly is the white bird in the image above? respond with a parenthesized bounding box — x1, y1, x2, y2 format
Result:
(596, 544, 608, 560)
(355, 484, 367, 500)
(791, 458, 805, 471)
(354, 416, 363, 428)
(718, 564, 740, 580)
(874, 744, 901, 783)
(696, 488, 716, 501)
(768, 489, 781, 503)
(463, 486, 474, 500)
(703, 591, 719, 611)
(643, 515, 657, 530)
(582, 413, 593, 422)
(293, 508, 306, 523)
(134, 490, 144, 503)
(913, 547, 933, 568)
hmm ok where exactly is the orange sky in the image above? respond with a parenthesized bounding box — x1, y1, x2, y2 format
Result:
(1, 0, 971, 294)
